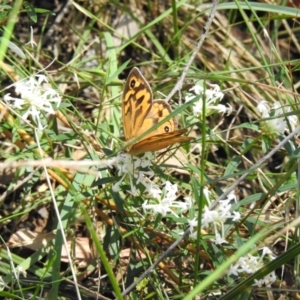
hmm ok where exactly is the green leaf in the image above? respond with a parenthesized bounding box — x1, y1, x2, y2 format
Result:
(23, 1, 37, 22)
(224, 156, 241, 176)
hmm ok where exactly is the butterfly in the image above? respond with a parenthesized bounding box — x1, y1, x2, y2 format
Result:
(122, 67, 194, 155)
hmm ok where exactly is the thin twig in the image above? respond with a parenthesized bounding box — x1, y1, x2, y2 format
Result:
(165, 0, 219, 103)
(120, 228, 191, 298)
(0, 167, 41, 202)
(210, 126, 300, 210)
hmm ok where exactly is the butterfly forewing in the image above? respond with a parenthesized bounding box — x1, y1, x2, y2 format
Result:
(122, 67, 152, 140)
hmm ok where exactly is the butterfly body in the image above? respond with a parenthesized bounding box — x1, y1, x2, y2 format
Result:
(122, 67, 193, 155)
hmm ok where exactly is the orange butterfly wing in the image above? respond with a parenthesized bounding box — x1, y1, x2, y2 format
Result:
(122, 68, 194, 155)
(130, 129, 194, 156)
(122, 67, 152, 140)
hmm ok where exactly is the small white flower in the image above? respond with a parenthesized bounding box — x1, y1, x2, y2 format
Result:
(110, 153, 157, 197)
(257, 101, 269, 117)
(232, 211, 241, 221)
(229, 247, 276, 286)
(146, 183, 162, 199)
(263, 271, 276, 286)
(107, 158, 116, 169)
(140, 152, 155, 168)
(112, 177, 123, 192)
(142, 181, 190, 217)
(128, 182, 138, 195)
(228, 264, 240, 276)
(189, 85, 202, 96)
(213, 232, 227, 245)
(188, 218, 198, 231)
(186, 81, 229, 118)
(189, 191, 239, 244)
(258, 247, 276, 263)
(253, 270, 277, 287)
(170, 198, 190, 213)
(165, 181, 178, 198)
(253, 278, 265, 287)
(4, 75, 61, 130)
(257, 100, 298, 136)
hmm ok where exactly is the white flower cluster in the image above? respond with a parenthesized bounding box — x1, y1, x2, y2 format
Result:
(109, 154, 243, 244)
(257, 100, 297, 136)
(108, 152, 157, 196)
(185, 81, 231, 117)
(108, 153, 191, 217)
(188, 190, 240, 244)
(228, 247, 276, 287)
(142, 181, 192, 217)
(4, 75, 61, 130)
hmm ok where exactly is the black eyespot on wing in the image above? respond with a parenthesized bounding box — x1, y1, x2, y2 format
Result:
(130, 79, 136, 88)
(164, 126, 170, 133)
